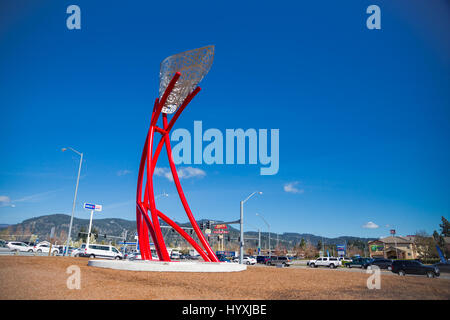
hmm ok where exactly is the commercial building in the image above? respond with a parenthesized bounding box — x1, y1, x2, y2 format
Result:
(368, 236, 418, 259)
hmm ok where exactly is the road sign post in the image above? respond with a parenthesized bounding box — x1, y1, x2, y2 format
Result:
(84, 203, 102, 249)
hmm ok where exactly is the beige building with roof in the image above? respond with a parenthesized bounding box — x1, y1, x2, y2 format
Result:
(368, 236, 418, 259)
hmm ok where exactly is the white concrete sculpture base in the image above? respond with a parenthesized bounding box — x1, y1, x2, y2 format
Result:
(88, 259, 247, 272)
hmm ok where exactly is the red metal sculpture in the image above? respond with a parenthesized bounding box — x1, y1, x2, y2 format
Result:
(136, 46, 219, 262)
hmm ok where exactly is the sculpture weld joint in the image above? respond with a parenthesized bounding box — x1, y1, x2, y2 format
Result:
(136, 45, 219, 262)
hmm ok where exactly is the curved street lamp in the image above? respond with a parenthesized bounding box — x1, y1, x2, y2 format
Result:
(239, 191, 262, 264)
(62, 147, 83, 256)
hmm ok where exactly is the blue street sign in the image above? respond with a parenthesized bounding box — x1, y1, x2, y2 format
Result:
(84, 203, 102, 211)
(84, 203, 95, 210)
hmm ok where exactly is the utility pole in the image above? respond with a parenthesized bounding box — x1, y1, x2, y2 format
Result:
(277, 233, 279, 249)
(256, 213, 270, 257)
(322, 236, 324, 257)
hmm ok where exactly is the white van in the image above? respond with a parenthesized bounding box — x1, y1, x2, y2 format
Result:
(82, 244, 123, 260)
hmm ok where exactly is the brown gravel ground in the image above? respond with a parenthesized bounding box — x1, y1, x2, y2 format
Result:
(0, 256, 449, 300)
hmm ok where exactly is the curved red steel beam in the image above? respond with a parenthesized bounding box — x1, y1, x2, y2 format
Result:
(135, 72, 218, 263)
(145, 124, 171, 261)
(156, 210, 212, 262)
(162, 114, 219, 262)
(136, 132, 152, 260)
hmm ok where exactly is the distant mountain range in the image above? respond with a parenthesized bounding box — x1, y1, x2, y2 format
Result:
(0, 214, 376, 248)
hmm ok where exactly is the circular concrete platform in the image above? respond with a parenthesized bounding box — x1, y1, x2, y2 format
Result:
(88, 259, 247, 272)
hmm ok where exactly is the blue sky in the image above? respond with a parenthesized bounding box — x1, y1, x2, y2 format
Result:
(0, 0, 449, 238)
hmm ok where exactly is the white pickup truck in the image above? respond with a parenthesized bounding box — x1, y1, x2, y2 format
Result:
(307, 257, 341, 269)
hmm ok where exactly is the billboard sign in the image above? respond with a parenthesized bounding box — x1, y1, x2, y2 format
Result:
(371, 244, 384, 252)
(213, 230, 229, 234)
(337, 244, 346, 257)
(214, 224, 228, 230)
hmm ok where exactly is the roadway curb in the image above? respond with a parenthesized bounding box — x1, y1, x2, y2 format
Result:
(87, 259, 248, 272)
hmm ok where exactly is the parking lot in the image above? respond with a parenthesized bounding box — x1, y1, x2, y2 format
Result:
(1, 256, 449, 300)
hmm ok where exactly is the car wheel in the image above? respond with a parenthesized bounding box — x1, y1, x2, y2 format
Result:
(367, 265, 372, 270)
(329, 264, 335, 269)
(426, 271, 434, 278)
(398, 270, 406, 276)
(90, 254, 95, 258)
(37, 249, 42, 253)
(310, 263, 315, 268)
(115, 256, 121, 260)
(246, 261, 250, 265)
(349, 265, 352, 268)
(28, 249, 33, 253)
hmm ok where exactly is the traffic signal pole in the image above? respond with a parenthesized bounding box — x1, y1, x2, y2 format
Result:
(87, 209, 94, 248)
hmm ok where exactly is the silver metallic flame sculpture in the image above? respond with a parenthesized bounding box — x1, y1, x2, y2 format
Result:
(159, 45, 215, 114)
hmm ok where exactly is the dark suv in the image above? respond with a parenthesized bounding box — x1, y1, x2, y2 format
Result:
(366, 258, 393, 270)
(265, 256, 292, 267)
(391, 260, 440, 278)
(256, 255, 270, 264)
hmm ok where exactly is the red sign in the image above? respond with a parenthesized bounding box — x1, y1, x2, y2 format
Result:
(213, 230, 229, 234)
(214, 224, 228, 230)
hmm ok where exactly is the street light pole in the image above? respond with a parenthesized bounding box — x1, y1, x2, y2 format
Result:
(256, 213, 271, 257)
(62, 147, 83, 256)
(239, 191, 262, 264)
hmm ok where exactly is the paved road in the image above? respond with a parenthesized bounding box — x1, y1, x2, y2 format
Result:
(0, 250, 59, 257)
(253, 262, 450, 279)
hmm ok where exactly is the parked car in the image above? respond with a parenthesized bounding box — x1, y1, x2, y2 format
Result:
(33, 243, 59, 255)
(344, 257, 373, 269)
(308, 257, 341, 268)
(170, 252, 181, 260)
(6, 241, 33, 252)
(126, 250, 159, 260)
(338, 257, 352, 263)
(59, 246, 75, 255)
(80, 244, 123, 260)
(127, 251, 141, 260)
(256, 255, 270, 264)
(232, 255, 257, 264)
(71, 244, 86, 257)
(244, 256, 257, 265)
(266, 256, 292, 267)
(238, 256, 256, 265)
(391, 260, 440, 278)
(366, 258, 393, 270)
(433, 261, 450, 274)
(217, 254, 231, 263)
